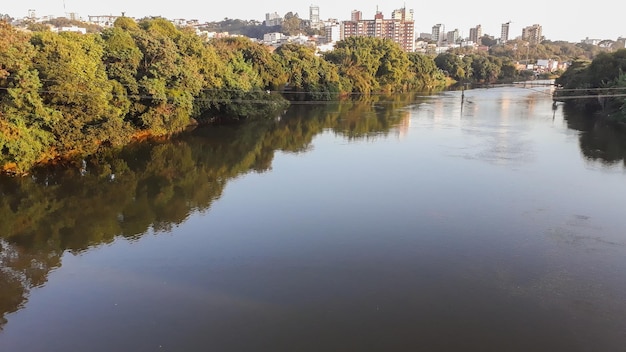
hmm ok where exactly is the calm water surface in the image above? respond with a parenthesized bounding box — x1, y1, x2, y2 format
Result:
(1, 83, 626, 351)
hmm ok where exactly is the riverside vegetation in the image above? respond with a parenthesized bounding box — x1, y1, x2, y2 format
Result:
(2, 16, 614, 175)
(554, 48, 626, 122)
(0, 17, 449, 174)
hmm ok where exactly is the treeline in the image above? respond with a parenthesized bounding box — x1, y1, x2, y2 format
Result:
(553, 48, 626, 121)
(201, 13, 323, 38)
(0, 18, 447, 174)
(433, 38, 618, 84)
(434, 51, 522, 83)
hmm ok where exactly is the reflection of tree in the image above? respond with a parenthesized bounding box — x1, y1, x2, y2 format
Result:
(0, 96, 415, 329)
(330, 95, 412, 140)
(562, 105, 626, 167)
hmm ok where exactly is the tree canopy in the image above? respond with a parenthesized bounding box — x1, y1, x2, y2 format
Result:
(1, 21, 448, 174)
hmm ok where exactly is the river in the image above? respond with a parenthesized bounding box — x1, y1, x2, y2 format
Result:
(1, 82, 625, 351)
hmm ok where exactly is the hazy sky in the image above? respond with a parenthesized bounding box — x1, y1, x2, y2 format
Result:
(2, 0, 623, 43)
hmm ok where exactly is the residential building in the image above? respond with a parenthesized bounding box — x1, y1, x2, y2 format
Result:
(324, 23, 341, 44)
(501, 21, 511, 43)
(418, 32, 433, 40)
(341, 8, 415, 52)
(447, 29, 460, 45)
(265, 12, 282, 27)
(309, 5, 322, 30)
(58, 25, 86, 34)
(522, 24, 543, 45)
(87, 15, 119, 27)
(432, 23, 444, 46)
(469, 24, 482, 45)
(263, 32, 283, 43)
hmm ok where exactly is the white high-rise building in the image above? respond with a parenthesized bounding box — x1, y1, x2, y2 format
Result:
(501, 22, 511, 43)
(309, 5, 322, 29)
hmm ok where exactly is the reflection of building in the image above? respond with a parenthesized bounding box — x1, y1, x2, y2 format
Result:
(522, 24, 543, 45)
(341, 8, 415, 52)
(396, 112, 411, 140)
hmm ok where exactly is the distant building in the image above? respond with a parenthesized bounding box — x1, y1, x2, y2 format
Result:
(341, 7, 415, 52)
(351, 10, 362, 22)
(87, 15, 119, 27)
(501, 21, 511, 43)
(447, 29, 460, 45)
(418, 32, 432, 40)
(309, 5, 322, 30)
(59, 26, 86, 34)
(469, 24, 482, 45)
(432, 23, 444, 46)
(581, 37, 602, 45)
(263, 32, 283, 43)
(522, 24, 543, 45)
(536, 59, 569, 72)
(265, 12, 282, 27)
(324, 23, 341, 44)
(171, 18, 199, 27)
(392, 8, 413, 21)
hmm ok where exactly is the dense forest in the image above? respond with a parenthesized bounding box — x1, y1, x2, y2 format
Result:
(554, 48, 626, 121)
(0, 18, 448, 174)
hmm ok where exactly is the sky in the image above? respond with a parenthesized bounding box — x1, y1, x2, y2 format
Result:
(1, 0, 623, 43)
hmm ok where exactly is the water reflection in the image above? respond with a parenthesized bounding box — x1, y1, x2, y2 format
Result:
(1, 87, 625, 351)
(0, 94, 417, 329)
(562, 104, 626, 168)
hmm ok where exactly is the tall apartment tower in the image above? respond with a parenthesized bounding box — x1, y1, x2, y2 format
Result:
(265, 12, 282, 27)
(522, 24, 542, 45)
(447, 29, 460, 45)
(392, 7, 413, 21)
(341, 8, 415, 52)
(351, 10, 362, 21)
(309, 5, 322, 29)
(325, 23, 341, 44)
(469, 24, 482, 44)
(432, 24, 444, 46)
(501, 22, 511, 43)
(310, 5, 320, 23)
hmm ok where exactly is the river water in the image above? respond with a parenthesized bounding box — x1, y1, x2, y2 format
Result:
(1, 83, 625, 351)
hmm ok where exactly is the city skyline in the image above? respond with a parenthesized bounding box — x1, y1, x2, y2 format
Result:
(2, 0, 623, 43)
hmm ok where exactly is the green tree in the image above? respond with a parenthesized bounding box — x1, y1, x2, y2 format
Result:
(0, 23, 57, 173)
(406, 53, 447, 90)
(30, 31, 130, 155)
(274, 43, 342, 100)
(434, 52, 468, 81)
(324, 37, 411, 94)
(555, 49, 626, 118)
(282, 12, 302, 36)
(468, 53, 502, 83)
